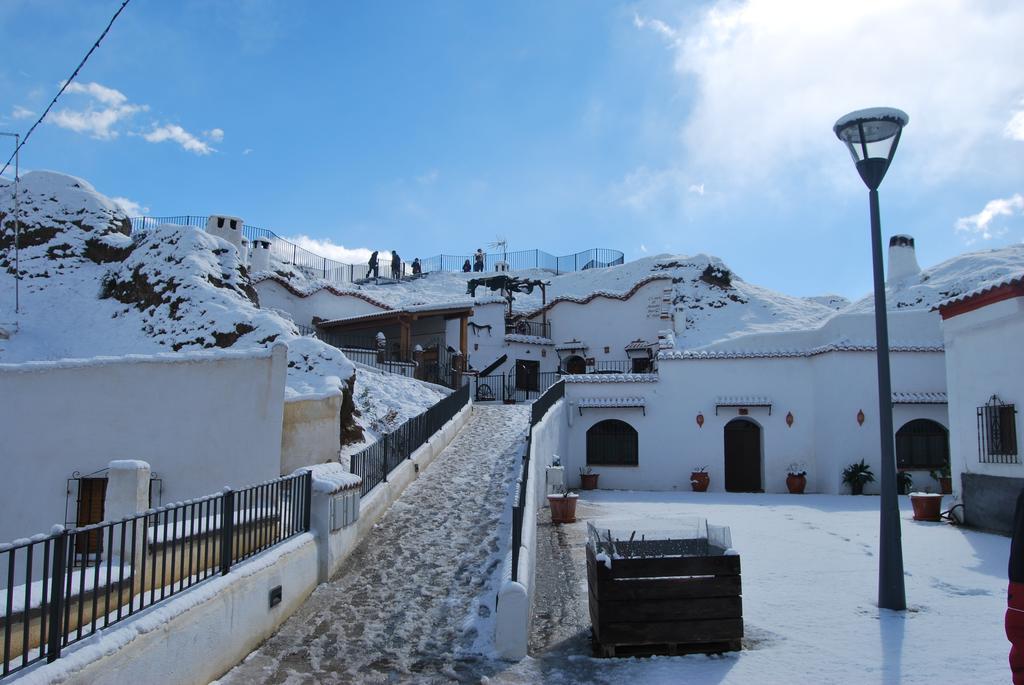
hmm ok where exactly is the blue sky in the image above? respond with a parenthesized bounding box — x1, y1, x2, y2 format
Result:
(1, 0, 1022, 298)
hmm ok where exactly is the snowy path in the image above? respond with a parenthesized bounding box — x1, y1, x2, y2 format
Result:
(218, 405, 529, 684)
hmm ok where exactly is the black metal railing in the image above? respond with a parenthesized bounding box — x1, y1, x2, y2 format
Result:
(0, 472, 311, 680)
(350, 384, 471, 497)
(560, 359, 657, 375)
(295, 324, 317, 337)
(336, 348, 416, 378)
(129, 216, 623, 281)
(505, 318, 551, 339)
(509, 380, 565, 582)
(473, 371, 561, 404)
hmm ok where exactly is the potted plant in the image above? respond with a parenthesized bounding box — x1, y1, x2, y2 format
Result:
(897, 470, 914, 495)
(690, 465, 710, 492)
(547, 486, 579, 524)
(909, 491, 943, 522)
(930, 464, 952, 495)
(785, 461, 808, 494)
(842, 459, 875, 495)
(580, 466, 599, 491)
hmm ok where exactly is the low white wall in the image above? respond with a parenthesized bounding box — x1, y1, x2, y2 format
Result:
(0, 345, 287, 544)
(281, 394, 342, 474)
(495, 398, 567, 660)
(17, 534, 319, 685)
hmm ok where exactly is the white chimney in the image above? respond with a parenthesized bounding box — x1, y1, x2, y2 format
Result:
(206, 215, 244, 250)
(239, 237, 250, 267)
(251, 238, 272, 272)
(887, 235, 921, 283)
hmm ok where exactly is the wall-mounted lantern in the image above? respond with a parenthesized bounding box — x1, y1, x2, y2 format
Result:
(786, 411, 794, 428)
(857, 409, 865, 426)
(696, 412, 704, 428)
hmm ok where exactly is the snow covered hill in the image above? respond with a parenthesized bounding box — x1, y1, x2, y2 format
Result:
(265, 243, 1023, 352)
(0, 172, 444, 441)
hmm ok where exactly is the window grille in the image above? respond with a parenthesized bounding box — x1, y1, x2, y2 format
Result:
(977, 395, 1019, 464)
(586, 419, 639, 466)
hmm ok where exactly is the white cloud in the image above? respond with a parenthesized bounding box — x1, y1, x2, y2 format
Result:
(286, 235, 381, 265)
(110, 196, 149, 216)
(615, 166, 706, 211)
(143, 124, 215, 155)
(955, 194, 1024, 242)
(688, 183, 705, 196)
(11, 106, 33, 120)
(242, 148, 254, 155)
(204, 128, 225, 142)
(50, 82, 147, 139)
(643, 1, 1024, 187)
(633, 12, 679, 44)
(1006, 108, 1024, 142)
(639, 243, 648, 253)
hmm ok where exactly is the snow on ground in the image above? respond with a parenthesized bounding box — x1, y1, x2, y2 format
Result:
(343, 365, 448, 459)
(217, 405, 530, 684)
(513, 491, 1010, 685)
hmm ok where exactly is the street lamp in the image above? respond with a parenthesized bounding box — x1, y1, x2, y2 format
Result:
(834, 107, 909, 611)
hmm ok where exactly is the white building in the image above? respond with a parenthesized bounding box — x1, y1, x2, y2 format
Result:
(938, 274, 1024, 533)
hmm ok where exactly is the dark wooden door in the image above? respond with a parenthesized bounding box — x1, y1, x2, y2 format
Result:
(724, 420, 761, 492)
(515, 360, 540, 392)
(565, 355, 586, 375)
(75, 478, 107, 555)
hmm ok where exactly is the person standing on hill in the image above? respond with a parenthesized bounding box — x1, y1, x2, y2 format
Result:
(411, 258, 422, 275)
(473, 248, 485, 272)
(462, 259, 472, 272)
(367, 251, 379, 279)
(391, 250, 401, 279)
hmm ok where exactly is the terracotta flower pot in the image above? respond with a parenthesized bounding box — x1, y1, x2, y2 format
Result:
(939, 477, 952, 495)
(786, 474, 807, 494)
(548, 494, 578, 524)
(910, 493, 943, 522)
(690, 472, 710, 492)
(580, 473, 599, 490)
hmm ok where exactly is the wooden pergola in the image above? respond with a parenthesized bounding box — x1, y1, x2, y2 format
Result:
(316, 304, 474, 360)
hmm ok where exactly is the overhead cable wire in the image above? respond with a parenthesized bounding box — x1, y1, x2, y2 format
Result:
(0, 0, 133, 179)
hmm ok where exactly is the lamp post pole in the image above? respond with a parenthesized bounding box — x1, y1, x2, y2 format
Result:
(834, 107, 909, 611)
(868, 186, 906, 611)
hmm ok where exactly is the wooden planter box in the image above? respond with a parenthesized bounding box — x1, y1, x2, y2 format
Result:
(586, 544, 743, 657)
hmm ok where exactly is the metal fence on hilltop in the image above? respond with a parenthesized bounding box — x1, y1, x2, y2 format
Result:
(128, 216, 623, 282)
(0, 472, 311, 680)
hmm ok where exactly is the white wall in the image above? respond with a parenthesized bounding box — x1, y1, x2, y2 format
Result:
(254, 280, 386, 327)
(0, 345, 287, 544)
(528, 280, 671, 366)
(943, 296, 1024, 484)
(281, 394, 342, 474)
(559, 347, 948, 495)
(495, 398, 567, 660)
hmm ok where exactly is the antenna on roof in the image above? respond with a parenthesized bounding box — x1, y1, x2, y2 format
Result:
(488, 236, 508, 261)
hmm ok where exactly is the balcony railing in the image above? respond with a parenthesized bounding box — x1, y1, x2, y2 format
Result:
(505, 319, 551, 339)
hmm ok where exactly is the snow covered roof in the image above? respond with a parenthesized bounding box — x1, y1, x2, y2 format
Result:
(935, 273, 1024, 316)
(317, 302, 475, 328)
(563, 374, 659, 383)
(624, 339, 655, 351)
(716, 396, 772, 407)
(504, 334, 554, 346)
(520, 275, 673, 318)
(554, 340, 588, 351)
(892, 392, 947, 405)
(252, 274, 395, 310)
(576, 397, 646, 410)
(661, 341, 944, 360)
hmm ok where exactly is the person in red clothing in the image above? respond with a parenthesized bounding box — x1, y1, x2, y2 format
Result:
(1008, 489, 1024, 683)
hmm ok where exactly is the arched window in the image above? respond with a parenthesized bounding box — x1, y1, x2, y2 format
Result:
(586, 419, 638, 466)
(895, 419, 949, 469)
(563, 355, 587, 375)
